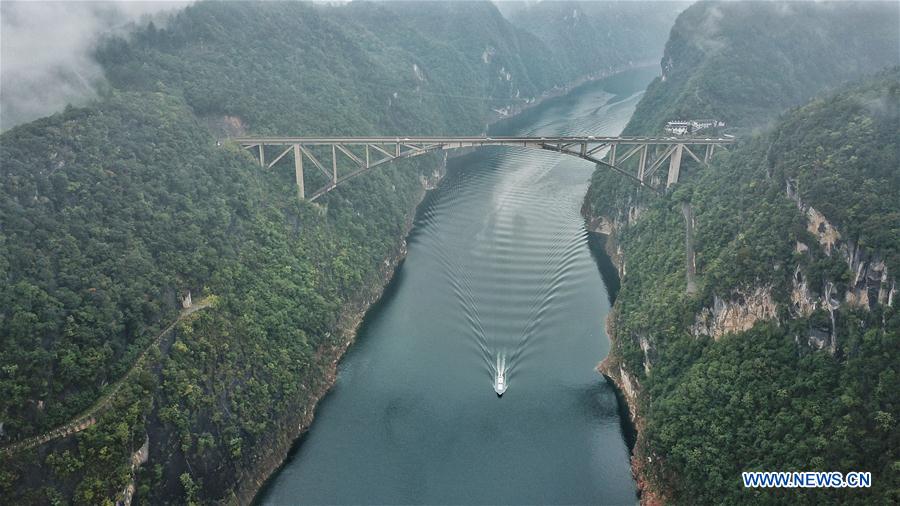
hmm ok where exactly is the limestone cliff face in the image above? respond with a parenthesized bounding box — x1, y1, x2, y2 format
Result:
(597, 308, 665, 506)
(805, 205, 840, 255)
(584, 176, 898, 505)
(118, 434, 150, 506)
(420, 154, 448, 190)
(600, 357, 643, 422)
(842, 242, 895, 308)
(691, 286, 778, 340)
(689, 188, 896, 350)
(585, 204, 665, 505)
(787, 178, 895, 312)
(790, 265, 818, 317)
(585, 204, 646, 279)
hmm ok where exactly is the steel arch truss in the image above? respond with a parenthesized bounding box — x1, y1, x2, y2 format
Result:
(235, 136, 733, 201)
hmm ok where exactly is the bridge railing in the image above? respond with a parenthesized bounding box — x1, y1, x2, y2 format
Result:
(232, 136, 734, 200)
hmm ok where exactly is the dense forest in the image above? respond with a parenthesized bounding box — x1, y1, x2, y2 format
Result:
(621, 0, 900, 135)
(584, 1, 899, 504)
(0, 1, 682, 504)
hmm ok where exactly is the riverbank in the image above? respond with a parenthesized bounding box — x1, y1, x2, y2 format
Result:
(485, 60, 658, 127)
(247, 65, 655, 504)
(585, 212, 667, 506)
(237, 158, 446, 505)
(598, 312, 665, 506)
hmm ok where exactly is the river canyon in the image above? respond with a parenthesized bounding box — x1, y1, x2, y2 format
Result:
(258, 67, 658, 505)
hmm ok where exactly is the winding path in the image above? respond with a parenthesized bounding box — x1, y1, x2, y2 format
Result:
(0, 300, 211, 456)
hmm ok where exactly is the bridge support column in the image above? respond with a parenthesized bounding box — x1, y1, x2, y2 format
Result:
(637, 145, 648, 183)
(667, 144, 684, 188)
(293, 144, 305, 200)
(331, 145, 338, 185)
(235, 136, 732, 200)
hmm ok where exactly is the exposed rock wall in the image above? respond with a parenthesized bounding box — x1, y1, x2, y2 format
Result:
(842, 242, 894, 309)
(117, 434, 150, 506)
(598, 309, 665, 506)
(790, 265, 817, 317)
(691, 287, 778, 340)
(788, 178, 895, 310)
(585, 204, 665, 504)
(584, 204, 644, 279)
(805, 205, 840, 255)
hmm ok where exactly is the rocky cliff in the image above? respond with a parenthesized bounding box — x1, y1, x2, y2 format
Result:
(583, 3, 899, 501)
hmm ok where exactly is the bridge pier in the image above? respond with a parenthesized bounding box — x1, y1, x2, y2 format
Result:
(237, 136, 732, 201)
(294, 144, 304, 200)
(637, 145, 648, 183)
(667, 144, 684, 187)
(331, 145, 338, 185)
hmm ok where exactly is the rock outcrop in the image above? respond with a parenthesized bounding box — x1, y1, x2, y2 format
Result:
(691, 286, 777, 340)
(787, 178, 895, 313)
(842, 242, 894, 309)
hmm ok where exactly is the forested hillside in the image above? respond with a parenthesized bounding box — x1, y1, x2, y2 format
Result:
(583, 1, 899, 504)
(0, 1, 681, 504)
(623, 0, 899, 135)
(98, 1, 553, 136)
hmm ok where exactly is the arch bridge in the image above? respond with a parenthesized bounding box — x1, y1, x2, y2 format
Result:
(234, 136, 734, 201)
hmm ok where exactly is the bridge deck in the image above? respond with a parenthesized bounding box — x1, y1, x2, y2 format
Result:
(235, 135, 734, 145)
(232, 135, 734, 200)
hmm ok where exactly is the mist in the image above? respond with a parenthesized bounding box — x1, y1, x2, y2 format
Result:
(0, 1, 190, 131)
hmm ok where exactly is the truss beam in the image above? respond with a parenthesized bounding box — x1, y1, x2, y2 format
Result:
(234, 136, 733, 201)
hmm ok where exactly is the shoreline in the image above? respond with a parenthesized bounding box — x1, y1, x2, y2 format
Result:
(484, 60, 658, 128)
(238, 158, 446, 505)
(586, 213, 665, 506)
(244, 63, 660, 505)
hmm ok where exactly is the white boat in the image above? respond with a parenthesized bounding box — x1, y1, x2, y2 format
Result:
(493, 354, 508, 396)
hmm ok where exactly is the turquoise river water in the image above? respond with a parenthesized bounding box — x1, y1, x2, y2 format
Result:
(258, 67, 657, 505)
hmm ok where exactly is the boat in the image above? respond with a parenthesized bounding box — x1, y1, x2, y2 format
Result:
(493, 354, 508, 396)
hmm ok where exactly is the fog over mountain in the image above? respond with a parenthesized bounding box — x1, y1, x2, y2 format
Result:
(2, 2, 896, 505)
(0, 1, 189, 130)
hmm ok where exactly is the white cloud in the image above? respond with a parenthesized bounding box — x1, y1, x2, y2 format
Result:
(1, 1, 190, 130)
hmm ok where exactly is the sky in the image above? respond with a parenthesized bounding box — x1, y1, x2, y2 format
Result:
(0, 0, 867, 130)
(0, 1, 190, 130)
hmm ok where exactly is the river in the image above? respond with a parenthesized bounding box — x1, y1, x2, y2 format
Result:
(257, 67, 657, 505)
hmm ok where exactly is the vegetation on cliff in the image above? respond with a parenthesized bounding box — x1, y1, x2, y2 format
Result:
(585, 2, 899, 502)
(623, 0, 899, 135)
(0, 1, 682, 503)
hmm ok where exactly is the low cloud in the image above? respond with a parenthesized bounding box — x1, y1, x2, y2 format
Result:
(1, 1, 189, 131)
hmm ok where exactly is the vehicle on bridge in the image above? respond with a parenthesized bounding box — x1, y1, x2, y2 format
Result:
(665, 119, 726, 136)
